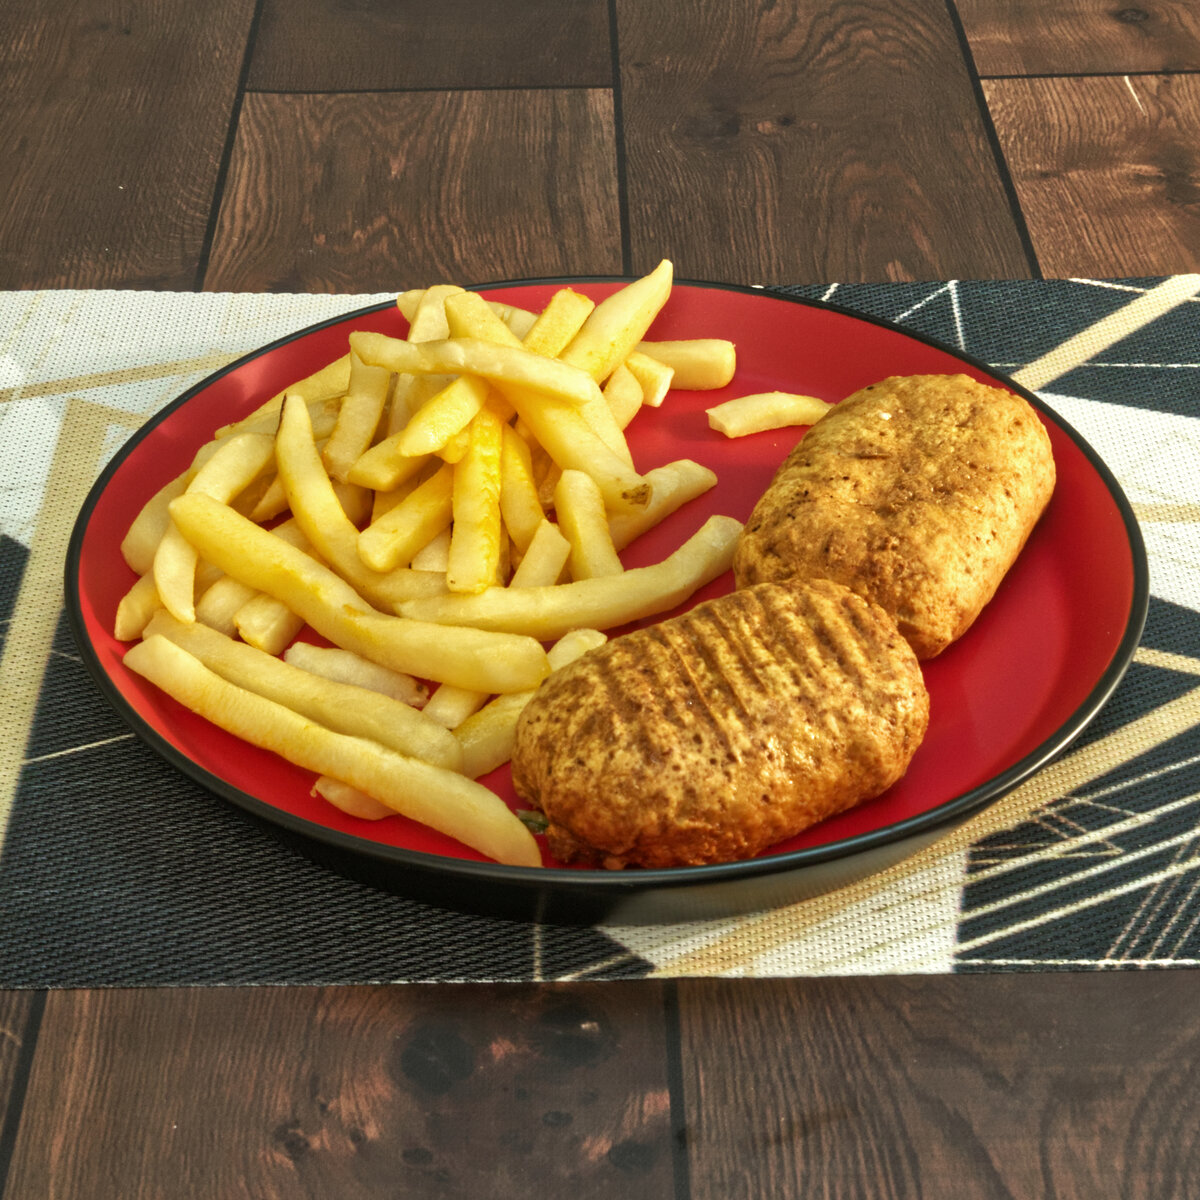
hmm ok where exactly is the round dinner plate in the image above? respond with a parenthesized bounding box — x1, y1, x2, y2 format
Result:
(66, 280, 1148, 924)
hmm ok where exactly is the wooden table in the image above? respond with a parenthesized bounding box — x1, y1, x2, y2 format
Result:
(3, 2, 1199, 1195)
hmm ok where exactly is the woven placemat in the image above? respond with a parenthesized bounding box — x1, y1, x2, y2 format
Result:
(1, 278, 1196, 986)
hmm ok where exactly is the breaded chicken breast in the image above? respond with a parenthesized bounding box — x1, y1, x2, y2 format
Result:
(733, 374, 1056, 659)
(510, 580, 929, 869)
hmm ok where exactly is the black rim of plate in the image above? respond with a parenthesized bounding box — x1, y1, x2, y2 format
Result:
(64, 277, 1151, 901)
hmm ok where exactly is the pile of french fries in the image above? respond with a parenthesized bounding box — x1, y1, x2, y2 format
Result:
(114, 260, 760, 866)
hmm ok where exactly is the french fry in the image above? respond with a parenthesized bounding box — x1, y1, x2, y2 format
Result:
(447, 406, 504, 595)
(559, 260, 674, 384)
(234, 592, 305, 656)
(444, 290, 524, 347)
(498, 425, 544, 554)
(521, 289, 595, 358)
(508, 519, 571, 588)
(282, 642, 427, 707)
(623, 350, 674, 408)
(608, 460, 718, 551)
(404, 284, 464, 342)
(124, 635, 536, 864)
(455, 628, 607, 779)
(322, 350, 392, 482)
(398, 514, 742, 640)
(602, 362, 644, 429)
(169, 493, 550, 692)
(554, 471, 623, 580)
(121, 474, 188, 575)
(707, 391, 833, 437)
(398, 289, 538, 339)
(145, 612, 460, 770)
(114, 573, 162, 641)
(357, 462, 455, 573)
(637, 339, 737, 390)
(422, 684, 489, 731)
(410, 528, 451, 572)
(195, 573, 259, 636)
(215, 354, 352, 439)
(312, 776, 394, 820)
(349, 332, 605, 410)
(346, 430, 431, 492)
(395, 375, 490, 458)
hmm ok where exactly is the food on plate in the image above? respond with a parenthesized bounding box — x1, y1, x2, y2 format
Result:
(510, 579, 930, 868)
(707, 390, 833, 438)
(733, 373, 1056, 659)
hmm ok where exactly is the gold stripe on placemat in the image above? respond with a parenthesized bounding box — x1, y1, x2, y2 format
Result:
(1012, 274, 1200, 392)
(639, 683, 1200, 977)
(0, 396, 143, 846)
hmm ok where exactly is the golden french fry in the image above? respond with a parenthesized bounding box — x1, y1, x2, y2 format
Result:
(422, 684, 489, 731)
(346, 430, 431, 492)
(455, 628, 607, 779)
(322, 351, 392, 482)
(602, 362, 644, 430)
(121, 474, 188, 574)
(398, 290, 537, 339)
(145, 612, 461, 770)
(508, 519, 571, 588)
(410, 528, 451, 572)
(637, 339, 737, 390)
(234, 592, 305, 656)
(498, 425, 545, 554)
(623, 350, 674, 408)
(245, 474, 290, 523)
(608, 460, 718, 551)
(396, 375, 489, 458)
(707, 391, 833, 437)
(447, 407, 504, 595)
(312, 776, 394, 820)
(398, 514, 742, 640)
(444, 290, 523, 347)
(357, 462, 455, 573)
(124, 636, 535, 864)
(554, 470, 624, 580)
(405, 284, 464, 342)
(282, 642, 428, 707)
(559, 260, 673, 383)
(349, 332, 604, 410)
(195, 573, 259, 636)
(114, 573, 162, 641)
(169, 493, 550, 692)
(215, 354, 352, 439)
(521, 289, 596, 358)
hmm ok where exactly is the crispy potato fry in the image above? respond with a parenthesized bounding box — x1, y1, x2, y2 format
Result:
(322, 351, 392, 482)
(195, 573, 259, 636)
(282, 642, 427, 707)
(559, 260, 674, 384)
(444, 290, 523, 347)
(216, 354, 352, 439)
(455, 628, 607, 779)
(121, 474, 188, 575)
(146, 611, 459, 769)
(234, 592, 305, 656)
(398, 290, 538, 339)
(396, 375, 489, 457)
(124, 635, 535, 864)
(447, 407, 504, 594)
(410, 527, 451, 572)
(346, 430, 431, 492)
(357, 462, 455, 573)
(608, 459, 718, 551)
(623, 350, 674, 408)
(312, 776, 394, 820)
(498, 425, 545, 554)
(520, 289, 595, 358)
(637, 339, 737, 390)
(404, 284, 464, 342)
(422, 684, 488, 730)
(508, 519, 571, 588)
(114, 572, 162, 641)
(554, 470, 623, 580)
(398, 514, 742, 640)
(169, 493, 550, 692)
(602, 362, 644, 429)
(707, 391, 833, 437)
(350, 332, 604, 410)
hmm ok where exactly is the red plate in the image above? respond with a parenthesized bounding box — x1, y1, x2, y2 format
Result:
(66, 280, 1148, 923)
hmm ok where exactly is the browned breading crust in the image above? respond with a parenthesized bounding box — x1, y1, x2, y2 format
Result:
(733, 374, 1056, 659)
(510, 580, 929, 869)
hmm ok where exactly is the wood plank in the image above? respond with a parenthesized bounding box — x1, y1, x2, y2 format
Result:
(984, 74, 1200, 277)
(203, 90, 623, 292)
(0, 990, 41, 1186)
(248, 0, 611, 91)
(616, 0, 1031, 286)
(957, 0, 1200, 77)
(4, 983, 676, 1199)
(0, 0, 255, 289)
(678, 974, 1200, 1200)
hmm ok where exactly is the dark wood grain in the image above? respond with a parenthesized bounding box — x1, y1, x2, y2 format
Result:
(616, 0, 1032, 285)
(0, 0, 255, 289)
(248, 0, 612, 91)
(957, 0, 1200, 77)
(3, 983, 676, 1199)
(678, 974, 1200, 1199)
(985, 74, 1200, 277)
(203, 90, 623, 292)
